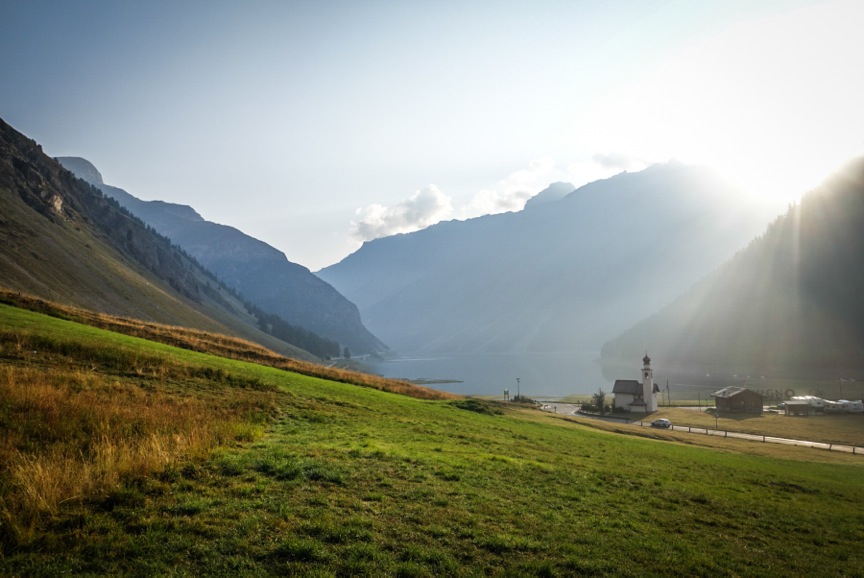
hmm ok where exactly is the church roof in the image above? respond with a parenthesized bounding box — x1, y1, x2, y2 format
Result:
(612, 379, 642, 395)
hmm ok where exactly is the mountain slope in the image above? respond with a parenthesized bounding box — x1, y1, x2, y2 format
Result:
(319, 164, 775, 356)
(0, 117, 317, 360)
(57, 157, 386, 355)
(601, 157, 864, 375)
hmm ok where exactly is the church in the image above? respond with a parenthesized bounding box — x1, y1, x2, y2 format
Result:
(612, 353, 660, 413)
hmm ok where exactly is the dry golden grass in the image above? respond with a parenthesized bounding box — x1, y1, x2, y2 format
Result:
(0, 364, 274, 541)
(0, 290, 457, 546)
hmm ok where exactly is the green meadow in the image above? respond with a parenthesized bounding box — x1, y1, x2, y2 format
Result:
(1, 303, 863, 576)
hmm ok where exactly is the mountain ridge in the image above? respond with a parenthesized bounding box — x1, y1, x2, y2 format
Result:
(319, 162, 777, 357)
(57, 156, 386, 355)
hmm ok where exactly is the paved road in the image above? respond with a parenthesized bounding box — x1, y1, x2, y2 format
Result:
(537, 403, 863, 455)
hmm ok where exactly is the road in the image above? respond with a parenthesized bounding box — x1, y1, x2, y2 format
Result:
(537, 403, 863, 455)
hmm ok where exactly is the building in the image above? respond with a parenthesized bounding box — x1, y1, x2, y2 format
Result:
(783, 399, 813, 416)
(711, 386, 763, 414)
(612, 353, 660, 413)
(612, 379, 646, 412)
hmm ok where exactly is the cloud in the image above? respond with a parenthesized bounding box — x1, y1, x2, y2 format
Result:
(460, 158, 557, 219)
(349, 156, 643, 242)
(461, 187, 533, 217)
(592, 152, 642, 171)
(499, 158, 556, 194)
(350, 184, 453, 242)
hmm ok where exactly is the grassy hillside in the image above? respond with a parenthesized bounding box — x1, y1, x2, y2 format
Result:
(0, 290, 448, 399)
(1, 304, 863, 576)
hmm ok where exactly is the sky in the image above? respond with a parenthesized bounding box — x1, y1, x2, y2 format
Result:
(2, 0, 863, 270)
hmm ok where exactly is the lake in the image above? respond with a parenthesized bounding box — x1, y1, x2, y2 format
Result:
(365, 351, 616, 398)
(365, 351, 776, 401)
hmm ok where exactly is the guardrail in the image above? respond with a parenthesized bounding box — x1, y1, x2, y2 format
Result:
(634, 421, 863, 455)
(568, 410, 863, 455)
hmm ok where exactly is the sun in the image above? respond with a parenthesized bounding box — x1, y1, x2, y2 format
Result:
(580, 0, 864, 207)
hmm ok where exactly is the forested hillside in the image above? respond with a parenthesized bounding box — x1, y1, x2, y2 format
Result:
(57, 156, 387, 355)
(602, 157, 864, 375)
(0, 118, 322, 360)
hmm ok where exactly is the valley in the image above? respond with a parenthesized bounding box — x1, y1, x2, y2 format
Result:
(3, 3, 863, 574)
(2, 116, 864, 576)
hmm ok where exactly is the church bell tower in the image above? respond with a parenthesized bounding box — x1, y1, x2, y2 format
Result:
(642, 352, 657, 412)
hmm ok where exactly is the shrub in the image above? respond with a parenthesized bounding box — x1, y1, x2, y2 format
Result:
(451, 399, 502, 415)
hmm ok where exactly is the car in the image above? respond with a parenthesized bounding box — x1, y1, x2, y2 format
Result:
(650, 418, 672, 429)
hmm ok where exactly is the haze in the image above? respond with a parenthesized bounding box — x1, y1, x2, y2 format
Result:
(2, 0, 862, 270)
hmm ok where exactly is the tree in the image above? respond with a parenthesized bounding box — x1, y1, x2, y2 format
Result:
(592, 388, 607, 415)
(343, 346, 351, 359)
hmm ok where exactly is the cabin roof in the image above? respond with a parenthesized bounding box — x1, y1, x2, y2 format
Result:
(711, 386, 762, 399)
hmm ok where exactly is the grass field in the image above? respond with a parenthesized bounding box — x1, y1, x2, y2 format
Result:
(2, 303, 863, 576)
(643, 407, 864, 448)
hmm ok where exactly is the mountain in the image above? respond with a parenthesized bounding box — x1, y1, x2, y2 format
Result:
(57, 157, 386, 356)
(523, 181, 574, 209)
(601, 157, 864, 376)
(318, 163, 775, 356)
(0, 117, 320, 361)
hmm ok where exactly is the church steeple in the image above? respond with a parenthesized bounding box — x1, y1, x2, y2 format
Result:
(642, 352, 657, 412)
